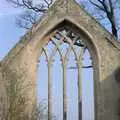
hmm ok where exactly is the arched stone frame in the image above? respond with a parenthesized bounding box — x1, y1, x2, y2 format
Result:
(34, 19, 100, 120)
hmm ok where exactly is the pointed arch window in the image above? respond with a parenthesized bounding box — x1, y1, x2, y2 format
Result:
(37, 26, 94, 120)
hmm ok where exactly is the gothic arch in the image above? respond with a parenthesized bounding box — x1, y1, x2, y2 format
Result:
(1, 0, 120, 120)
(35, 19, 100, 120)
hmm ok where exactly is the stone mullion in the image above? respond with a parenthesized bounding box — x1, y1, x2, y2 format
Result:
(61, 37, 76, 120)
(77, 47, 85, 120)
(48, 61, 53, 120)
(63, 65, 67, 120)
(47, 37, 63, 120)
(77, 64, 82, 120)
(63, 61, 68, 120)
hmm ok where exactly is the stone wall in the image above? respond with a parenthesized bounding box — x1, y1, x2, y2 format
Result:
(0, 0, 120, 120)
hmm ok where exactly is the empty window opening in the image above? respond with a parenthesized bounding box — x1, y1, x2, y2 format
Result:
(37, 27, 94, 120)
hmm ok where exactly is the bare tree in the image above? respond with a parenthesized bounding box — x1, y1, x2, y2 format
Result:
(6, 0, 53, 29)
(15, 10, 40, 29)
(88, 0, 119, 38)
(6, 0, 53, 12)
(80, 0, 120, 39)
(6, 0, 120, 39)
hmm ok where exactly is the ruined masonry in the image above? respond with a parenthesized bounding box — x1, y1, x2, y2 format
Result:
(0, 0, 120, 120)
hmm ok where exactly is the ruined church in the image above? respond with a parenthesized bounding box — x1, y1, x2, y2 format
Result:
(0, 0, 120, 120)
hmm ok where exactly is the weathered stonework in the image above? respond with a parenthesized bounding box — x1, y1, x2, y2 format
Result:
(0, 0, 120, 119)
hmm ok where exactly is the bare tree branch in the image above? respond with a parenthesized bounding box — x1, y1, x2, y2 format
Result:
(6, 0, 120, 40)
(89, 0, 118, 38)
(5, 0, 54, 29)
(6, 0, 53, 12)
(16, 10, 39, 29)
(89, 0, 105, 11)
